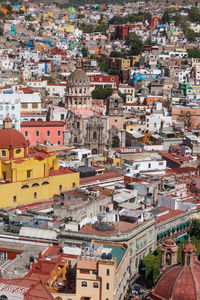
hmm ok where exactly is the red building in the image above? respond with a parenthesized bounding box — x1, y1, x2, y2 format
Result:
(89, 74, 119, 89)
(114, 23, 143, 40)
(151, 15, 161, 29)
(20, 121, 65, 146)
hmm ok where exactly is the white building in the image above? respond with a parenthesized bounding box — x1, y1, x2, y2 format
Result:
(0, 92, 21, 130)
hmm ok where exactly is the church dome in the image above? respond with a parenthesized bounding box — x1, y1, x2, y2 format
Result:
(152, 240, 200, 300)
(152, 264, 200, 300)
(0, 129, 28, 148)
(67, 69, 90, 86)
(0, 118, 28, 149)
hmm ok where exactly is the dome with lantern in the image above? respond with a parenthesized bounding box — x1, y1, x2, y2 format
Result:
(152, 238, 200, 300)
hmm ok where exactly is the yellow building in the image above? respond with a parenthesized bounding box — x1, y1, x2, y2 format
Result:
(52, 241, 130, 300)
(0, 118, 79, 208)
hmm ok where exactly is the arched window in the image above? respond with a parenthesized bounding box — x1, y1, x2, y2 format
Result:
(32, 183, 39, 187)
(74, 137, 78, 143)
(187, 255, 191, 266)
(42, 181, 49, 185)
(0, 296, 8, 300)
(93, 131, 97, 140)
(82, 281, 87, 287)
(21, 185, 29, 189)
(114, 100, 118, 109)
(93, 282, 98, 288)
(166, 252, 171, 265)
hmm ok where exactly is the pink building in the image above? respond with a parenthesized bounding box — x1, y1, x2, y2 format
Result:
(20, 121, 65, 146)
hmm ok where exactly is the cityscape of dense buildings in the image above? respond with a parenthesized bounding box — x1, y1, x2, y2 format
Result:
(0, 0, 199, 299)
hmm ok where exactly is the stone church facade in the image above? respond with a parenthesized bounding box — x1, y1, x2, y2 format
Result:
(64, 66, 125, 154)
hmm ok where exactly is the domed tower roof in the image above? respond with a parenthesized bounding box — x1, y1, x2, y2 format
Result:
(0, 118, 28, 149)
(106, 89, 123, 116)
(67, 69, 90, 86)
(152, 240, 200, 300)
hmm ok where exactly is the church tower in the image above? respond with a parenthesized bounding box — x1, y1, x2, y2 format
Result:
(106, 89, 125, 148)
(65, 59, 92, 109)
(181, 237, 196, 267)
(161, 236, 178, 271)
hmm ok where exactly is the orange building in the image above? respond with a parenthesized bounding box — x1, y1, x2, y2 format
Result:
(146, 96, 163, 107)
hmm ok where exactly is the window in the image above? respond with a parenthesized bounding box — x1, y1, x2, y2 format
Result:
(21, 185, 29, 189)
(80, 269, 90, 274)
(34, 192, 37, 199)
(92, 270, 98, 275)
(187, 255, 190, 266)
(32, 183, 39, 187)
(58, 141, 61, 145)
(2, 150, 6, 157)
(13, 196, 17, 202)
(115, 119, 117, 122)
(93, 282, 98, 288)
(32, 103, 38, 108)
(36, 131, 39, 137)
(47, 130, 50, 137)
(61, 114, 64, 120)
(25, 131, 28, 137)
(16, 149, 21, 154)
(106, 283, 109, 290)
(27, 170, 32, 178)
(22, 103, 28, 109)
(93, 131, 97, 140)
(81, 281, 87, 287)
(57, 130, 61, 136)
(72, 182, 76, 188)
(59, 185, 62, 191)
(107, 269, 110, 276)
(148, 163, 151, 168)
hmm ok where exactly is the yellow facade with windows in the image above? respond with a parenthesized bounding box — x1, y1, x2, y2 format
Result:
(0, 118, 79, 208)
(0, 171, 79, 208)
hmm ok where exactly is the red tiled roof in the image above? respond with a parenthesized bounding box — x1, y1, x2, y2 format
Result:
(80, 171, 123, 185)
(155, 207, 185, 224)
(21, 121, 65, 127)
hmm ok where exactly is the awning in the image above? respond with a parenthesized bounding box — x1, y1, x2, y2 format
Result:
(157, 234, 162, 239)
(172, 226, 177, 231)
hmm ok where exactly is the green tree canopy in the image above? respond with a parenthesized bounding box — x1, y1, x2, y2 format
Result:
(183, 28, 196, 42)
(82, 46, 89, 57)
(91, 87, 113, 100)
(187, 48, 200, 58)
(162, 11, 170, 24)
(125, 32, 143, 55)
(142, 247, 161, 284)
(110, 51, 124, 58)
(188, 7, 200, 23)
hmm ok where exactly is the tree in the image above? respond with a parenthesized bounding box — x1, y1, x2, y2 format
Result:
(187, 48, 200, 58)
(188, 7, 200, 23)
(2, 3, 12, 12)
(25, 14, 32, 21)
(110, 51, 123, 58)
(184, 28, 196, 42)
(99, 60, 108, 72)
(142, 247, 161, 285)
(125, 32, 143, 55)
(95, 23, 108, 34)
(162, 11, 170, 24)
(82, 46, 88, 57)
(0, 27, 3, 36)
(91, 87, 113, 100)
